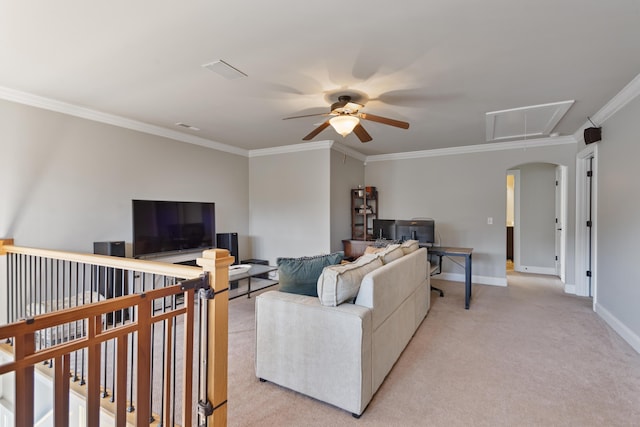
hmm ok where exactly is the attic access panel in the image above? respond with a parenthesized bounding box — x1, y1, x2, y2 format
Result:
(485, 100, 574, 142)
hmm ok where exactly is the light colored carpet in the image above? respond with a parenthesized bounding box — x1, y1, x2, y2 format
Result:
(226, 273, 640, 426)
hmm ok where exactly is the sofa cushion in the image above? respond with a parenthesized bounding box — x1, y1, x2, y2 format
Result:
(400, 239, 420, 254)
(376, 243, 404, 264)
(317, 255, 383, 306)
(364, 245, 385, 255)
(277, 252, 344, 297)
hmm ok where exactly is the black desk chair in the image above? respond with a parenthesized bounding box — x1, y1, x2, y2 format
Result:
(429, 252, 444, 297)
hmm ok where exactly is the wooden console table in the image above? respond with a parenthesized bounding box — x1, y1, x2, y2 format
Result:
(342, 239, 376, 260)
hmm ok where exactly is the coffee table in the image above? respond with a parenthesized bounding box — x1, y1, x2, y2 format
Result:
(228, 264, 278, 299)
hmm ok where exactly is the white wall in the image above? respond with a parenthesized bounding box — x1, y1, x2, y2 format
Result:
(593, 94, 640, 350)
(364, 142, 577, 285)
(0, 99, 249, 259)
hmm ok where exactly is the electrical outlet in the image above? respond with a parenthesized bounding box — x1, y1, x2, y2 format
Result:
(487, 217, 493, 225)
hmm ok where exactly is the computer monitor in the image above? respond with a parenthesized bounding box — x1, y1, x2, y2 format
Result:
(372, 219, 397, 240)
(394, 219, 435, 244)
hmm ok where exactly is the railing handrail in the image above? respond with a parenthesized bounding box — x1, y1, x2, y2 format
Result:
(0, 240, 201, 279)
(0, 238, 234, 426)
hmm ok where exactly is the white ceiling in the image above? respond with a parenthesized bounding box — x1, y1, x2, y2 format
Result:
(2, 1, 640, 156)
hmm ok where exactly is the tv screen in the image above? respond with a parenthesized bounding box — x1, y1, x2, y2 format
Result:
(132, 200, 215, 258)
(395, 219, 435, 244)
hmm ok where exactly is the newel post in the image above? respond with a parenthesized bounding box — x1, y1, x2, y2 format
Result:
(0, 239, 14, 326)
(197, 248, 234, 426)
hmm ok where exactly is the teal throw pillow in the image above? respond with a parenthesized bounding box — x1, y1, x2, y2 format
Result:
(277, 252, 344, 297)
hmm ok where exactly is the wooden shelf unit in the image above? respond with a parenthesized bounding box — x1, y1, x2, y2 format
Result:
(351, 187, 378, 240)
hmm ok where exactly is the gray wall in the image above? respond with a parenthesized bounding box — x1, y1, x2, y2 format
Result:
(249, 148, 331, 264)
(594, 94, 640, 346)
(0, 99, 249, 259)
(249, 145, 365, 264)
(364, 143, 577, 285)
(330, 149, 365, 253)
(518, 163, 557, 271)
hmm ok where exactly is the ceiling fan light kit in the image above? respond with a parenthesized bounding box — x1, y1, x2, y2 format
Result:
(329, 115, 360, 137)
(284, 95, 409, 143)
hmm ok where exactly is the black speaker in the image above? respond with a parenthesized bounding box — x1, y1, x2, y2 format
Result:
(93, 241, 128, 323)
(584, 127, 602, 144)
(216, 233, 239, 265)
(93, 241, 125, 257)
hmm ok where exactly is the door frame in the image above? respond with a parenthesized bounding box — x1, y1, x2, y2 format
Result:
(575, 143, 598, 305)
(555, 165, 568, 283)
(506, 169, 521, 272)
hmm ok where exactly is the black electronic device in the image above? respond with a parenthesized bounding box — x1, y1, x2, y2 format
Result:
(395, 219, 435, 244)
(216, 232, 239, 265)
(132, 200, 216, 258)
(217, 232, 239, 288)
(372, 219, 397, 240)
(584, 127, 602, 144)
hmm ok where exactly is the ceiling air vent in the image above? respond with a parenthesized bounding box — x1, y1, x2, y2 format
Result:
(202, 60, 247, 80)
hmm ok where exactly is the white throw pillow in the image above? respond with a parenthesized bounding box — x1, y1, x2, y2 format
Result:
(377, 243, 404, 264)
(317, 255, 383, 306)
(400, 239, 420, 254)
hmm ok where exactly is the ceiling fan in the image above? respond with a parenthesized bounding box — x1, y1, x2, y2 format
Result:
(283, 95, 410, 143)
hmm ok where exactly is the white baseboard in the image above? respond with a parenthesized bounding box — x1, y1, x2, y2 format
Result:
(516, 265, 557, 275)
(596, 303, 640, 355)
(564, 283, 577, 294)
(438, 272, 507, 287)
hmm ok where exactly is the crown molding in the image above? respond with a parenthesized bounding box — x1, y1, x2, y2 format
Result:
(572, 71, 640, 143)
(365, 135, 576, 163)
(249, 140, 367, 162)
(329, 141, 367, 162)
(249, 140, 334, 157)
(0, 86, 248, 157)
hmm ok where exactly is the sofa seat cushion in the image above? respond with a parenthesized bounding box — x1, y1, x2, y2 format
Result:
(317, 255, 383, 306)
(277, 252, 344, 297)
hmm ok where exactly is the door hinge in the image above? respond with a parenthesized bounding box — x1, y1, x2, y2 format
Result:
(586, 220, 592, 227)
(586, 270, 592, 277)
(555, 256, 558, 261)
(587, 170, 593, 177)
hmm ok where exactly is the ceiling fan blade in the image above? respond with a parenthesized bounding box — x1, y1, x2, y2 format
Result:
(359, 112, 410, 129)
(302, 121, 331, 140)
(283, 112, 329, 120)
(353, 123, 372, 143)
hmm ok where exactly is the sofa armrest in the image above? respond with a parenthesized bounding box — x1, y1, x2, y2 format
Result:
(255, 290, 373, 415)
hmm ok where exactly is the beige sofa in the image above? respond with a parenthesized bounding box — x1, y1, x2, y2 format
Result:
(255, 245, 430, 417)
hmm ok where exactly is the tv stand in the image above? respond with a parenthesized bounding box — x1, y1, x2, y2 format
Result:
(175, 259, 198, 267)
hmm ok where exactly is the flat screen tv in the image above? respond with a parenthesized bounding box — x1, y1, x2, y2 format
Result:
(395, 219, 435, 245)
(132, 200, 215, 258)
